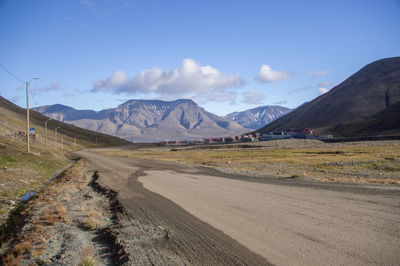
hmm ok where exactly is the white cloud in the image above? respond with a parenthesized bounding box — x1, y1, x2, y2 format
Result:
(318, 87, 330, 95)
(35, 83, 62, 93)
(93, 71, 128, 92)
(309, 70, 329, 77)
(31, 83, 62, 97)
(256, 65, 292, 83)
(91, 58, 245, 103)
(242, 91, 265, 105)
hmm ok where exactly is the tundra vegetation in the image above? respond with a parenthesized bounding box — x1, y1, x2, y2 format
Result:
(0, 134, 70, 224)
(0, 96, 128, 225)
(100, 139, 400, 185)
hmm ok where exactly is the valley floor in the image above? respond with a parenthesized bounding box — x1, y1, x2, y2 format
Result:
(1, 139, 399, 265)
(100, 139, 400, 185)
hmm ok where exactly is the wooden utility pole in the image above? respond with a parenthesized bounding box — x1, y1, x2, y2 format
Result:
(26, 81, 30, 153)
(25, 77, 39, 153)
(61, 135, 63, 150)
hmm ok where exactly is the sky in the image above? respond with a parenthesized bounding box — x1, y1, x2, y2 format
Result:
(0, 0, 399, 116)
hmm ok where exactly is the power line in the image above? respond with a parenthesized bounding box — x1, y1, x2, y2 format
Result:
(29, 86, 38, 106)
(0, 64, 24, 84)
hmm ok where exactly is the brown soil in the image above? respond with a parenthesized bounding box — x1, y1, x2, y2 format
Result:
(0, 160, 128, 265)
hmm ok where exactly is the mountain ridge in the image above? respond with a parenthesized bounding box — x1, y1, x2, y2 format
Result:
(225, 105, 291, 130)
(257, 57, 400, 135)
(34, 99, 247, 142)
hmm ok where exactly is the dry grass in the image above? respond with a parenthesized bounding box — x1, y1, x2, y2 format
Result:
(79, 216, 103, 231)
(0, 161, 90, 265)
(316, 176, 400, 185)
(1, 241, 33, 265)
(41, 204, 67, 225)
(13, 242, 33, 256)
(41, 212, 59, 225)
(1, 252, 19, 266)
(62, 195, 71, 202)
(89, 209, 102, 217)
(79, 246, 96, 266)
(80, 255, 97, 266)
(101, 140, 400, 185)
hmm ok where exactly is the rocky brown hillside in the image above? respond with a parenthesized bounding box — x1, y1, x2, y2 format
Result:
(34, 99, 247, 142)
(329, 101, 400, 137)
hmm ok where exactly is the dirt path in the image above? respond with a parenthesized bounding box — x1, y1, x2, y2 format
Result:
(74, 149, 400, 265)
(75, 149, 269, 265)
(140, 170, 400, 265)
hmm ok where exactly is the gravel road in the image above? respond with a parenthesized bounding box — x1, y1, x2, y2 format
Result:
(76, 149, 400, 265)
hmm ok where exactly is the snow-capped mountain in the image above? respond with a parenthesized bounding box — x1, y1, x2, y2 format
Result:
(225, 105, 291, 130)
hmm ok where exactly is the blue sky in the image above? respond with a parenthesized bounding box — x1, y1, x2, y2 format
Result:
(0, 0, 399, 116)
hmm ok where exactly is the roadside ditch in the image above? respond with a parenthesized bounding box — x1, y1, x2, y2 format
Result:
(0, 159, 131, 265)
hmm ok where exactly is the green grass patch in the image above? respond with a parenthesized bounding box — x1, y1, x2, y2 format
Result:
(0, 155, 18, 167)
(0, 191, 12, 198)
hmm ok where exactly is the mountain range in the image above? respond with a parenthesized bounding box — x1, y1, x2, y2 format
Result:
(33, 57, 400, 140)
(225, 105, 291, 130)
(258, 57, 400, 136)
(33, 99, 249, 142)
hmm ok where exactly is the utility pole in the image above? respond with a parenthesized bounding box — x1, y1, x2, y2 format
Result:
(25, 77, 40, 153)
(74, 137, 76, 149)
(61, 135, 64, 150)
(26, 81, 30, 153)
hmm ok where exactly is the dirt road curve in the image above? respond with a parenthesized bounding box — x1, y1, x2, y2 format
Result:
(75, 149, 400, 265)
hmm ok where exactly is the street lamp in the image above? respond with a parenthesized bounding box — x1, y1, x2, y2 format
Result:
(45, 118, 52, 148)
(26, 77, 40, 153)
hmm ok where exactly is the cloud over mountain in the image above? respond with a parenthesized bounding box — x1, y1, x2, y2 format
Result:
(256, 65, 291, 83)
(91, 58, 245, 103)
(318, 87, 330, 94)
